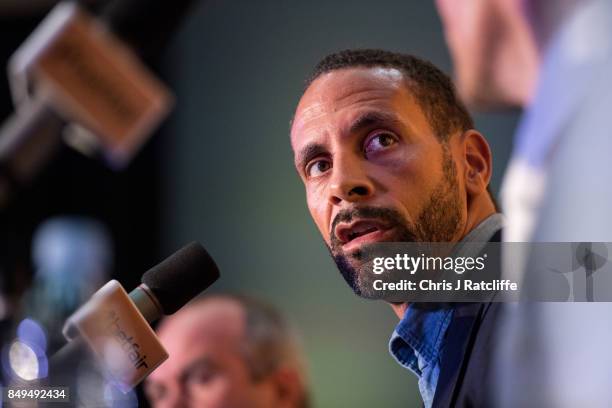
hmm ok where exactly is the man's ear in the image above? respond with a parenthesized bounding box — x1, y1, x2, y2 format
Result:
(269, 367, 306, 408)
(460, 129, 492, 197)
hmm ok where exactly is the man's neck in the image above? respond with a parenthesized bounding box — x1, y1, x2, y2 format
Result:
(390, 302, 409, 319)
(389, 211, 502, 320)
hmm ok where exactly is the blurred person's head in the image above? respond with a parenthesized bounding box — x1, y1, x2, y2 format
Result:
(290, 49, 495, 309)
(145, 295, 308, 408)
(435, 0, 582, 109)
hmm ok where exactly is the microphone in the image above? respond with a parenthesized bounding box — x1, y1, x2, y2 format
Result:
(0, 0, 199, 207)
(49, 242, 220, 392)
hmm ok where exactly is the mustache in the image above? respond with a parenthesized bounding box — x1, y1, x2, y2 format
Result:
(330, 206, 416, 248)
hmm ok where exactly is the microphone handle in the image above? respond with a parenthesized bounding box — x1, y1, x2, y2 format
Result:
(47, 337, 112, 405)
(48, 337, 91, 383)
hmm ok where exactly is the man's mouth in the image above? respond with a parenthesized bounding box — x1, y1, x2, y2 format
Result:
(334, 219, 393, 252)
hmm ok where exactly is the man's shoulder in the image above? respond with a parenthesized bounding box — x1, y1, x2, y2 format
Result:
(433, 301, 502, 407)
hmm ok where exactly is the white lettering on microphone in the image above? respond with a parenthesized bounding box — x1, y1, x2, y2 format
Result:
(106, 311, 148, 369)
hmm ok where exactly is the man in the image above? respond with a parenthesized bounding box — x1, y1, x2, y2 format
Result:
(144, 294, 309, 408)
(436, 0, 612, 405)
(290, 49, 502, 407)
(435, 0, 612, 242)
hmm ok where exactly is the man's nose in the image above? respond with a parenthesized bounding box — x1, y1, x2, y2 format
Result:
(328, 155, 375, 205)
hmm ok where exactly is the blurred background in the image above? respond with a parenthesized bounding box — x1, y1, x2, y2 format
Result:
(0, 0, 519, 406)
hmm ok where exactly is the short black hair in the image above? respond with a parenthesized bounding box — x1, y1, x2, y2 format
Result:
(306, 49, 474, 140)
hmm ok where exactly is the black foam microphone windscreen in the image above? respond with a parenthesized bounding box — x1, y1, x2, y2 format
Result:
(141, 241, 220, 314)
(50, 242, 220, 390)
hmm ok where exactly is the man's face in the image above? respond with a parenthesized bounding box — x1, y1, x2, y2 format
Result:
(290, 67, 467, 296)
(435, 0, 536, 108)
(145, 300, 277, 408)
(435, 0, 498, 106)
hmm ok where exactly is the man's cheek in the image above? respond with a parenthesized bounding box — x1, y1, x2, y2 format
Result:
(306, 193, 331, 243)
(368, 147, 422, 181)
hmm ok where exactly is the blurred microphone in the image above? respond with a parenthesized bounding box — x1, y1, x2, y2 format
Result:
(0, 0, 198, 207)
(49, 242, 220, 392)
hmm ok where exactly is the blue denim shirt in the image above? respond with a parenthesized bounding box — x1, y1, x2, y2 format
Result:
(389, 306, 453, 407)
(388, 214, 504, 407)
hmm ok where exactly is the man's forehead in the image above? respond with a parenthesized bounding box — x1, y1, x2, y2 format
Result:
(295, 67, 404, 121)
(291, 66, 408, 150)
(160, 299, 245, 344)
(149, 300, 245, 381)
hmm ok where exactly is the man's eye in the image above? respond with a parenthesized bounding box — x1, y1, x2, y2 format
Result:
(186, 367, 216, 385)
(306, 159, 331, 177)
(364, 132, 398, 155)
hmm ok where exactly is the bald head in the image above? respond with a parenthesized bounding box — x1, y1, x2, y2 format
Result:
(157, 297, 245, 356)
(145, 295, 308, 408)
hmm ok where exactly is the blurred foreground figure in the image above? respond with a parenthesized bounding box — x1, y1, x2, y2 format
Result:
(27, 216, 112, 349)
(145, 295, 309, 408)
(437, 0, 612, 406)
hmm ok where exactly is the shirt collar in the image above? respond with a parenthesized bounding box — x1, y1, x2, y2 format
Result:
(388, 213, 504, 376)
(453, 213, 504, 257)
(389, 305, 453, 375)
